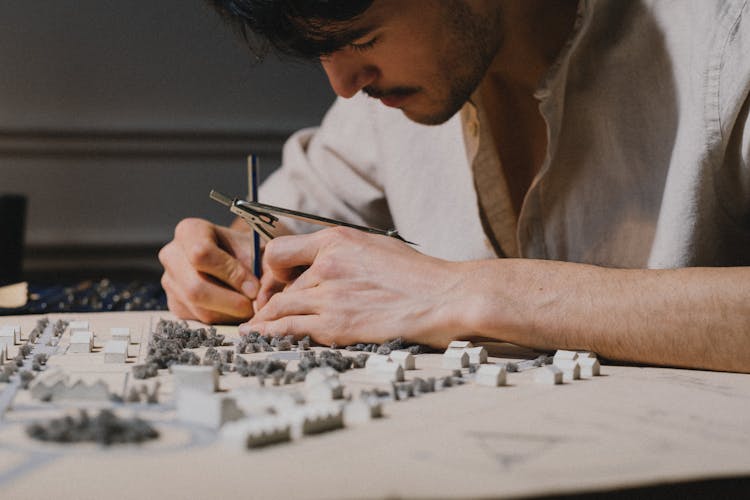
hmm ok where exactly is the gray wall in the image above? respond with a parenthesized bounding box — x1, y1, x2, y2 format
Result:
(0, 1, 335, 276)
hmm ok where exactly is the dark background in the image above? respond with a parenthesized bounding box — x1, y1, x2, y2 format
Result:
(0, 0, 335, 283)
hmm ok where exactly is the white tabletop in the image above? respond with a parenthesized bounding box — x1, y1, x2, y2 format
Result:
(0, 311, 748, 499)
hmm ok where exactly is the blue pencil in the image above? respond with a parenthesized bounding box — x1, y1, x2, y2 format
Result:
(248, 155, 262, 278)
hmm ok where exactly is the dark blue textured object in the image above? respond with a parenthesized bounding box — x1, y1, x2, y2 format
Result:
(0, 279, 167, 315)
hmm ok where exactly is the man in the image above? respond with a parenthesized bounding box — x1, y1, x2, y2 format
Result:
(159, 0, 750, 372)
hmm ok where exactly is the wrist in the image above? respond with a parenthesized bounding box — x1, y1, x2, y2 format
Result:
(414, 258, 491, 348)
(447, 259, 592, 350)
(454, 259, 531, 340)
(426, 260, 524, 345)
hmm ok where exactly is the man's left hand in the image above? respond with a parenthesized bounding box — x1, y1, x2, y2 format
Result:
(240, 227, 463, 347)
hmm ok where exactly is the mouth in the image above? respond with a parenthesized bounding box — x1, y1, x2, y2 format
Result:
(379, 94, 411, 108)
(364, 86, 419, 109)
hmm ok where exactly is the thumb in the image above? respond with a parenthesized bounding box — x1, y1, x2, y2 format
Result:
(218, 254, 259, 299)
(191, 241, 258, 297)
(215, 225, 258, 274)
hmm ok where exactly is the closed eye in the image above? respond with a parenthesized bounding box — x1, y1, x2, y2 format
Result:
(349, 36, 379, 53)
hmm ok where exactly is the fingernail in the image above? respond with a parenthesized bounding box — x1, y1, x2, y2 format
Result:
(241, 281, 258, 298)
(238, 322, 254, 335)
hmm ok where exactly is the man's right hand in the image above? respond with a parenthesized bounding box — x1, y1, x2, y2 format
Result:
(159, 218, 259, 324)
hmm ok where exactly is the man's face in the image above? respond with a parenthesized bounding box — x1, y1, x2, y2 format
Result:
(319, 0, 503, 125)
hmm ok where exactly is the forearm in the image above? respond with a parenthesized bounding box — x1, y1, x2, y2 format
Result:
(453, 259, 750, 373)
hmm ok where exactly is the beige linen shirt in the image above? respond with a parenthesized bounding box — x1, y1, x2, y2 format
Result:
(261, 0, 750, 268)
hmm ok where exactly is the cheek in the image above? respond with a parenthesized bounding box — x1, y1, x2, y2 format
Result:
(373, 31, 438, 84)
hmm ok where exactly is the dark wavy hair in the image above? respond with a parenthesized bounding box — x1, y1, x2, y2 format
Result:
(206, 0, 375, 59)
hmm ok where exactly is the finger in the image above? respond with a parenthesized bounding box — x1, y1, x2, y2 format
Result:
(172, 218, 257, 294)
(164, 275, 218, 322)
(158, 240, 185, 277)
(167, 291, 247, 325)
(165, 294, 193, 320)
(164, 263, 255, 320)
(161, 272, 189, 315)
(251, 289, 320, 323)
(244, 315, 321, 339)
(195, 309, 253, 325)
(186, 274, 256, 319)
(284, 266, 321, 293)
(189, 306, 252, 325)
(264, 232, 325, 282)
(214, 225, 257, 273)
(185, 239, 256, 295)
(254, 253, 284, 309)
(255, 274, 286, 310)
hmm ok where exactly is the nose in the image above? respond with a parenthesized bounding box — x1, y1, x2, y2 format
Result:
(321, 52, 378, 98)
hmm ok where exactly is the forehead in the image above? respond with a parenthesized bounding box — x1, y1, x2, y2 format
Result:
(324, 0, 445, 42)
(289, 12, 372, 55)
(289, 0, 409, 58)
(312, 2, 386, 42)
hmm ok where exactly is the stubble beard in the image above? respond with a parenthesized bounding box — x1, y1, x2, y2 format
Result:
(405, 2, 503, 126)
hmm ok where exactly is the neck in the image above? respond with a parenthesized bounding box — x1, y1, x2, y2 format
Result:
(487, 0, 579, 89)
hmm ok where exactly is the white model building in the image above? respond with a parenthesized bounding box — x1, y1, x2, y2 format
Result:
(447, 340, 473, 350)
(576, 351, 596, 359)
(0, 325, 18, 347)
(57, 380, 111, 401)
(475, 364, 507, 387)
(364, 354, 391, 369)
(553, 349, 579, 363)
(31, 375, 111, 402)
(306, 378, 344, 402)
(304, 367, 338, 387)
(233, 388, 304, 417)
(343, 398, 383, 426)
(68, 331, 94, 353)
(0, 344, 5, 365)
(305, 368, 344, 402)
(103, 340, 128, 363)
(369, 361, 405, 383)
(221, 417, 291, 450)
(1, 324, 20, 342)
(67, 321, 90, 333)
(579, 357, 601, 377)
(534, 365, 563, 385)
(554, 359, 581, 381)
(177, 389, 244, 429)
(465, 346, 488, 364)
(29, 367, 69, 400)
(442, 349, 469, 369)
(389, 350, 416, 370)
(287, 403, 344, 439)
(171, 365, 219, 393)
(110, 327, 131, 343)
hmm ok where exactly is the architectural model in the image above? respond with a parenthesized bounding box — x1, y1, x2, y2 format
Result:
(0, 317, 607, 465)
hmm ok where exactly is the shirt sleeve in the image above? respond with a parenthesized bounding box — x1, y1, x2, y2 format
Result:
(259, 94, 394, 235)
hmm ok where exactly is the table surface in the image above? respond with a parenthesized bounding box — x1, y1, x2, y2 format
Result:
(0, 311, 749, 500)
